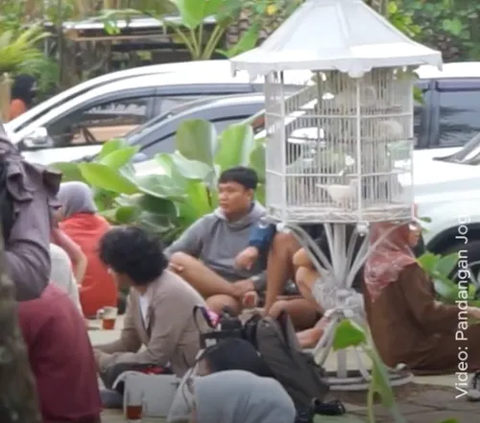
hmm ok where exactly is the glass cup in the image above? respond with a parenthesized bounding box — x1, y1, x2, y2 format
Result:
(125, 390, 146, 423)
(97, 306, 118, 330)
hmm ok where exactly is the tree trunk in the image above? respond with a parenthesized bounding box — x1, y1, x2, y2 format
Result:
(0, 225, 41, 423)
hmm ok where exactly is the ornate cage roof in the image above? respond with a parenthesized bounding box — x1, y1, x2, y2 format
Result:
(231, 0, 442, 79)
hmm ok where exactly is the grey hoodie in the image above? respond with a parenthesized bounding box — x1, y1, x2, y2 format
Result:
(165, 202, 266, 286)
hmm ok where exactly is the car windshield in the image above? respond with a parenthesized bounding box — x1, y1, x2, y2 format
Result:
(439, 131, 480, 165)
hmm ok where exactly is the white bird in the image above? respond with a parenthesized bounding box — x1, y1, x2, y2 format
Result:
(316, 179, 357, 207)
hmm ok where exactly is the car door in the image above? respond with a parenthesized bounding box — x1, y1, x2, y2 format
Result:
(20, 88, 157, 165)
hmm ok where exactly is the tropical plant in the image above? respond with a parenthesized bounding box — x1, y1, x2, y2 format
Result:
(418, 251, 480, 305)
(0, 25, 50, 75)
(51, 119, 265, 244)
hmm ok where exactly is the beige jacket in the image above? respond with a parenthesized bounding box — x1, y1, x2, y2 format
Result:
(95, 270, 206, 377)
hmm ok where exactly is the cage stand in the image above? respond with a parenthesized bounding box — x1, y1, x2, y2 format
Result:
(280, 222, 414, 391)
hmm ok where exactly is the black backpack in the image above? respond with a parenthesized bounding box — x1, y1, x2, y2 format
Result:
(194, 307, 345, 422)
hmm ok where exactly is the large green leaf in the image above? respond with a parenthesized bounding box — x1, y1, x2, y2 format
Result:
(215, 123, 255, 172)
(100, 146, 140, 169)
(172, 152, 214, 181)
(135, 174, 186, 201)
(97, 138, 129, 159)
(217, 22, 260, 58)
(50, 162, 84, 182)
(255, 183, 265, 206)
(122, 193, 178, 217)
(154, 153, 175, 177)
(115, 206, 140, 224)
(249, 143, 266, 182)
(332, 319, 366, 350)
(78, 163, 138, 194)
(176, 119, 217, 166)
(170, 0, 225, 29)
(417, 252, 438, 274)
(436, 252, 458, 276)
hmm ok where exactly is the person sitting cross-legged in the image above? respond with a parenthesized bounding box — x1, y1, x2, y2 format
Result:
(93, 226, 207, 407)
(165, 166, 266, 315)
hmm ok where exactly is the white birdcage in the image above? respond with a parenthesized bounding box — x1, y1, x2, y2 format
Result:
(231, 0, 443, 389)
(231, 0, 442, 224)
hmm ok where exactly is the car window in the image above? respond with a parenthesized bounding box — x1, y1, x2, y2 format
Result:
(438, 90, 480, 148)
(158, 96, 206, 115)
(141, 118, 247, 157)
(44, 97, 153, 147)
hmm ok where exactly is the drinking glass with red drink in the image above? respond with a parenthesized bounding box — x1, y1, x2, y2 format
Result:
(96, 306, 118, 330)
(125, 390, 145, 422)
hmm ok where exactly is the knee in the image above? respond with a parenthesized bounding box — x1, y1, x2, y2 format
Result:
(296, 267, 316, 290)
(268, 299, 289, 318)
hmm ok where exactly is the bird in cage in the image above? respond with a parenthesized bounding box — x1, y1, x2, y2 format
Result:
(315, 179, 358, 208)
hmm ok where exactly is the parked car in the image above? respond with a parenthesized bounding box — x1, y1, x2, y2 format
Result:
(6, 60, 233, 136)
(11, 64, 309, 165)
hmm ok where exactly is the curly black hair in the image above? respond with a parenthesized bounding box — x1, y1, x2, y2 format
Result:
(99, 226, 168, 285)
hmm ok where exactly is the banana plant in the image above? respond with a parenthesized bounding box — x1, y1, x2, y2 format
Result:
(417, 251, 480, 306)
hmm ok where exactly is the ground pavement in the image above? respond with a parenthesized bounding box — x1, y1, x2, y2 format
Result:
(90, 317, 478, 423)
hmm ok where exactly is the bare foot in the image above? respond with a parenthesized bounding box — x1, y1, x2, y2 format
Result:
(296, 318, 329, 348)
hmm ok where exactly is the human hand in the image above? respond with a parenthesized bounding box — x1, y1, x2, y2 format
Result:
(235, 246, 259, 270)
(242, 291, 259, 309)
(232, 279, 255, 298)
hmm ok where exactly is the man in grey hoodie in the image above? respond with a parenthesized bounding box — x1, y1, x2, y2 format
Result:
(165, 166, 266, 315)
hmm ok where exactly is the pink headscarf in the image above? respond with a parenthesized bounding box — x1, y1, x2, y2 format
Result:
(364, 222, 417, 302)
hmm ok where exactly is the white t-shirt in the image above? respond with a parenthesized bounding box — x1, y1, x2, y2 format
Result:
(49, 243, 82, 311)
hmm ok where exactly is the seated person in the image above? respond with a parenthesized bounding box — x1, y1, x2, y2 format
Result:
(192, 370, 296, 423)
(165, 166, 266, 315)
(18, 284, 101, 423)
(237, 222, 364, 331)
(57, 181, 117, 318)
(93, 226, 207, 404)
(364, 221, 480, 375)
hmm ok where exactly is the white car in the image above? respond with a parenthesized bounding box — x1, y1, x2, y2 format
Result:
(5, 61, 310, 165)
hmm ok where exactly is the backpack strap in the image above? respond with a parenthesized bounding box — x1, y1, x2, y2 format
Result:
(192, 305, 216, 332)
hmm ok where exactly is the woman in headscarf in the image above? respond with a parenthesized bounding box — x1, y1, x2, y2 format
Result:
(57, 181, 117, 317)
(364, 221, 480, 375)
(8, 74, 37, 121)
(192, 370, 296, 423)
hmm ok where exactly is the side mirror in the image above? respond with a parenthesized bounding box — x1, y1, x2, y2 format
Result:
(22, 127, 52, 149)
